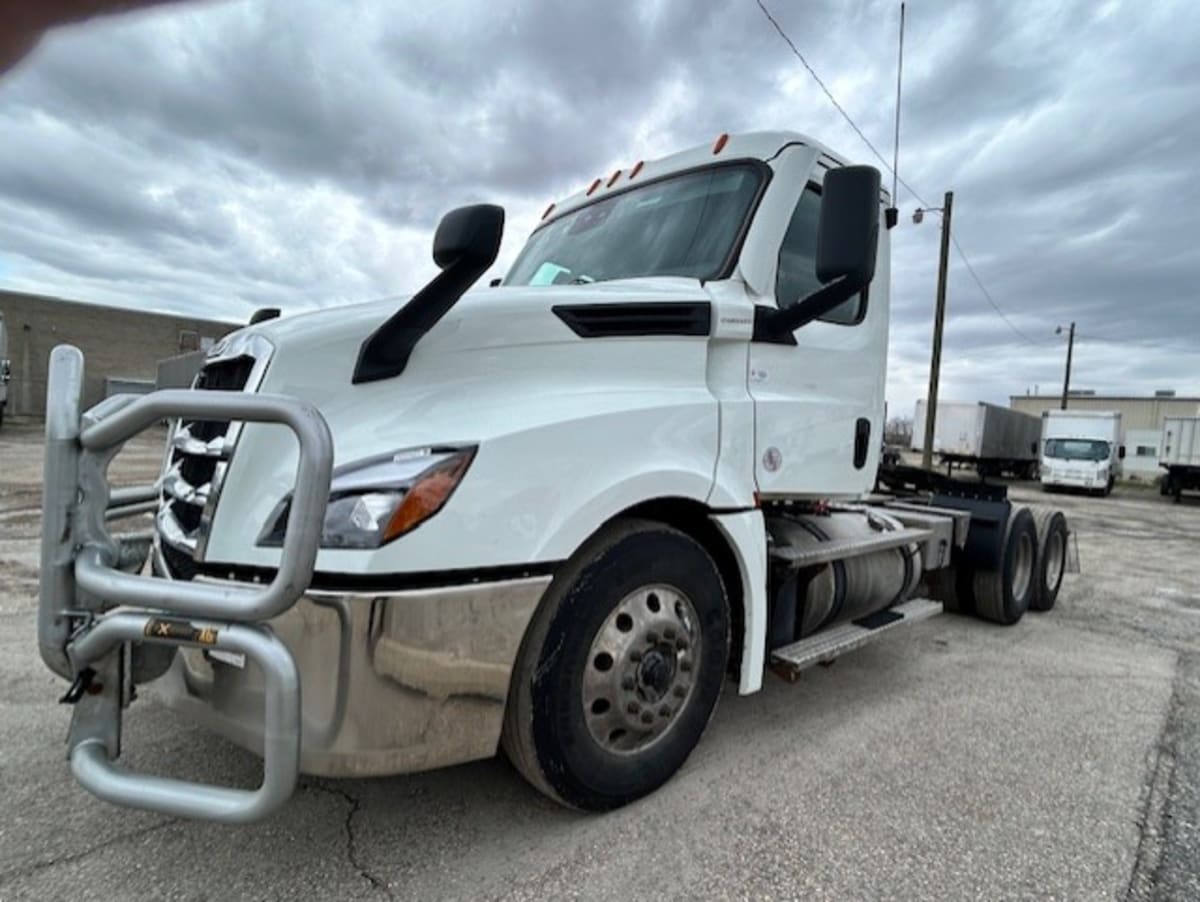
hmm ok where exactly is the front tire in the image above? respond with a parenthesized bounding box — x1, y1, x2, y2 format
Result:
(502, 519, 730, 810)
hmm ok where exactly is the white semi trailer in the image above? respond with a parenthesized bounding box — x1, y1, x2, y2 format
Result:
(0, 312, 10, 428)
(37, 131, 1072, 823)
(1160, 416, 1200, 503)
(912, 400, 1042, 479)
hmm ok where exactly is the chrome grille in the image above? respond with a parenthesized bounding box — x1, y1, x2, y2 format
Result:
(166, 355, 253, 533)
(157, 333, 273, 577)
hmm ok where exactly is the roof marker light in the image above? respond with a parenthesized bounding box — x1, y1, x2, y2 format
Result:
(629, 160, 644, 179)
(606, 169, 622, 187)
(541, 203, 556, 220)
(586, 178, 602, 196)
(712, 133, 729, 154)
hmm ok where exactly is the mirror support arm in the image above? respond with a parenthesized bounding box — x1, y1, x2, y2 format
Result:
(753, 275, 866, 341)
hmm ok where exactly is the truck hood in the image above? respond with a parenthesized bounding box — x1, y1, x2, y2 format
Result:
(196, 276, 726, 571)
(243, 276, 708, 364)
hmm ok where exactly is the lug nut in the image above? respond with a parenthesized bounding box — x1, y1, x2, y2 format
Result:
(630, 650, 643, 663)
(621, 675, 635, 691)
(673, 685, 687, 698)
(627, 701, 640, 714)
(680, 659, 692, 673)
(659, 705, 671, 718)
(664, 627, 676, 640)
(641, 711, 654, 724)
(646, 631, 658, 644)
(675, 638, 689, 651)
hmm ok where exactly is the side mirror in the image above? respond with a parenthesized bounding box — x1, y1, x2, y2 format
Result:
(249, 307, 281, 325)
(354, 204, 505, 384)
(433, 204, 505, 273)
(758, 165, 881, 337)
(1119, 445, 1126, 459)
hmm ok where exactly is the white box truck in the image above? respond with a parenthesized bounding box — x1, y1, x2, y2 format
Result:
(35, 131, 1073, 823)
(1160, 416, 1200, 503)
(1040, 410, 1124, 496)
(912, 400, 1041, 479)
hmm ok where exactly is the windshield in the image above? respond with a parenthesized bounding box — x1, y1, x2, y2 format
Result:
(1044, 438, 1110, 461)
(505, 164, 764, 287)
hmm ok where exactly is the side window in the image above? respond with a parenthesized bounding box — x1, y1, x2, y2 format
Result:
(776, 185, 865, 325)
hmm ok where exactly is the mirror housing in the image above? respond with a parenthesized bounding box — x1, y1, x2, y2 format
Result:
(354, 204, 505, 384)
(1118, 445, 1126, 460)
(249, 307, 281, 325)
(757, 165, 881, 338)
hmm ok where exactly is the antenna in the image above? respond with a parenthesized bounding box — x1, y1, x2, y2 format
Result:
(891, 2, 905, 205)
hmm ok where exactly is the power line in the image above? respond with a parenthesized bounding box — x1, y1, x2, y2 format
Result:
(753, 0, 1051, 346)
(948, 235, 1042, 346)
(753, 0, 930, 208)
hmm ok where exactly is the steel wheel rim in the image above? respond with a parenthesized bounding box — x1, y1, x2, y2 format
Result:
(1044, 529, 1065, 595)
(1012, 530, 1034, 601)
(582, 584, 701, 755)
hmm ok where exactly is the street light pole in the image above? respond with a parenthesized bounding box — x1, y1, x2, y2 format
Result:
(920, 190, 954, 470)
(1059, 321, 1076, 410)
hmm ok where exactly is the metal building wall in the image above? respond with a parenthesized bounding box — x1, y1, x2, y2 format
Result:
(0, 291, 239, 418)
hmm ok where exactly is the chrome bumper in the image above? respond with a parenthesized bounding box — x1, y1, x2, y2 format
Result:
(154, 564, 550, 777)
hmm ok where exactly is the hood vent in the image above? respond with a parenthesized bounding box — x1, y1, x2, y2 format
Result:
(552, 301, 712, 338)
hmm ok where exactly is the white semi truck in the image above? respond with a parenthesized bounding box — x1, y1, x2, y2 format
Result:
(1040, 409, 1124, 496)
(37, 131, 1072, 823)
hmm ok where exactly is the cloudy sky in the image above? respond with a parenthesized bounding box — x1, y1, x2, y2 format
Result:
(2, 0, 1198, 412)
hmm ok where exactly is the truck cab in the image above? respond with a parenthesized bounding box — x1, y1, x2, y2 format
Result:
(1040, 409, 1124, 495)
(36, 131, 1067, 823)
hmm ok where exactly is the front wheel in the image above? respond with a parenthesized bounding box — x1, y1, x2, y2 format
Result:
(502, 519, 730, 810)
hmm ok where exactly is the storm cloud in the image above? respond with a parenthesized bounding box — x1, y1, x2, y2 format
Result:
(1, 0, 1197, 412)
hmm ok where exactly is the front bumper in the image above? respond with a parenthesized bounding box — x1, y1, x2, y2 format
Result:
(1042, 471, 1103, 489)
(154, 559, 549, 777)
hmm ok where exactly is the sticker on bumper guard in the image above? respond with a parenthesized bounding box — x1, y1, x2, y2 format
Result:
(143, 618, 219, 646)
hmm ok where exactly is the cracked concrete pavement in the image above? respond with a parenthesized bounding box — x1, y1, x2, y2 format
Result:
(2, 419, 1198, 900)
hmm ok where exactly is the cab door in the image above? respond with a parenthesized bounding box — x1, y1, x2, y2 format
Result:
(746, 154, 890, 499)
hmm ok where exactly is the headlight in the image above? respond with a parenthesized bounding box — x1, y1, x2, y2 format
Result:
(258, 445, 475, 549)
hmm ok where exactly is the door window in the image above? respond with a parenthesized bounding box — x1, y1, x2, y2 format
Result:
(776, 186, 865, 325)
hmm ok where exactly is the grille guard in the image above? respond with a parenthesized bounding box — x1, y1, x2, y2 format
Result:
(39, 344, 334, 823)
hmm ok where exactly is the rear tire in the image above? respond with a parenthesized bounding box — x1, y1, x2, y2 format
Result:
(1028, 508, 1068, 612)
(969, 506, 1038, 625)
(502, 519, 729, 811)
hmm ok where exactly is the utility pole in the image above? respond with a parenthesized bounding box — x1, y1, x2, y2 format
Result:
(920, 190, 954, 470)
(1059, 321, 1075, 410)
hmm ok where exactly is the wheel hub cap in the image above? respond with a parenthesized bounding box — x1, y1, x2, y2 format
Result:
(582, 585, 701, 755)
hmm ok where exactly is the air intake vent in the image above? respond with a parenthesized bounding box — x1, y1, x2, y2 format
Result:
(553, 302, 711, 338)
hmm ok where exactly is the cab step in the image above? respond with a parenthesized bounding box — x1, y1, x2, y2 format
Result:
(769, 598, 943, 677)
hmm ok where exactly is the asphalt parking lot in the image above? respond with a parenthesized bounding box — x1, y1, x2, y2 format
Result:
(2, 419, 1198, 901)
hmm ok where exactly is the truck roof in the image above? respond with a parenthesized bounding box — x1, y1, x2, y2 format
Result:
(538, 130, 870, 228)
(1042, 409, 1122, 418)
